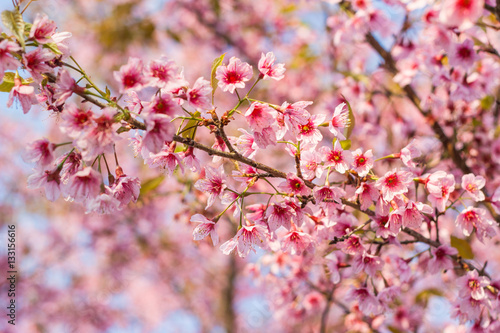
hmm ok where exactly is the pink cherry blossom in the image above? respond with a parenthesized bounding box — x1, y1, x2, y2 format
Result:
(400, 140, 421, 168)
(265, 202, 295, 232)
(346, 287, 382, 316)
(439, 0, 484, 30)
(396, 201, 433, 229)
(86, 191, 121, 214)
(29, 14, 57, 44)
(22, 47, 54, 81)
(146, 56, 187, 90)
(296, 114, 325, 145)
(375, 170, 413, 202)
(426, 170, 456, 212)
(0, 40, 21, 78)
(64, 167, 101, 203)
(352, 252, 383, 276)
(355, 182, 379, 210)
(230, 129, 257, 158)
(180, 146, 201, 172)
(244, 102, 276, 132)
(54, 69, 79, 106)
(492, 187, 500, 214)
(111, 174, 141, 209)
(186, 77, 212, 115)
(281, 229, 315, 255)
(145, 142, 184, 176)
(278, 172, 311, 196)
(351, 148, 373, 177)
(280, 101, 312, 134)
(57, 151, 82, 184)
(194, 165, 227, 209)
(452, 296, 485, 323)
(253, 126, 277, 149)
(191, 214, 219, 246)
(220, 224, 267, 257)
(77, 107, 121, 159)
(329, 102, 350, 140)
(338, 235, 365, 255)
(7, 77, 37, 114)
(461, 173, 485, 202)
(60, 104, 94, 138)
(27, 167, 62, 202)
(22, 138, 55, 168)
(113, 57, 146, 93)
(215, 57, 253, 93)
(457, 270, 489, 300)
(142, 113, 175, 153)
(428, 245, 458, 274)
(455, 207, 496, 243)
(300, 150, 324, 180)
(320, 141, 353, 174)
(144, 93, 177, 117)
(258, 52, 286, 80)
(448, 39, 478, 69)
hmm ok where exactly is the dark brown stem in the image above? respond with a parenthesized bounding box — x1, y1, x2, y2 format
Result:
(319, 289, 334, 333)
(330, 219, 372, 244)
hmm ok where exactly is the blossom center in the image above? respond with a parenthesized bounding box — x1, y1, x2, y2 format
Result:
(123, 74, 138, 88)
(384, 174, 399, 188)
(457, 46, 472, 60)
(225, 71, 242, 84)
(468, 279, 479, 290)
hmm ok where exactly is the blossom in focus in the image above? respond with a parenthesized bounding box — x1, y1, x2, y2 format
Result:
(278, 172, 311, 196)
(258, 52, 286, 80)
(329, 102, 350, 140)
(375, 170, 413, 202)
(461, 173, 485, 202)
(29, 14, 57, 44)
(186, 77, 213, 115)
(216, 57, 253, 93)
(320, 141, 353, 174)
(455, 207, 496, 243)
(426, 171, 455, 212)
(113, 57, 147, 93)
(220, 224, 267, 257)
(351, 148, 373, 177)
(194, 165, 227, 209)
(191, 214, 219, 246)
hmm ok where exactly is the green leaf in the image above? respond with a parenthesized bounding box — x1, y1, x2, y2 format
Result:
(340, 139, 351, 150)
(181, 111, 201, 139)
(450, 235, 474, 259)
(1, 9, 25, 49)
(415, 288, 443, 306)
(139, 175, 165, 197)
(210, 53, 225, 103)
(480, 95, 495, 110)
(342, 97, 355, 140)
(0, 72, 15, 92)
(116, 126, 131, 134)
(43, 42, 62, 55)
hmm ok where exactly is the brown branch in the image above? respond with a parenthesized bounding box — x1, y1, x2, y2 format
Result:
(485, 1, 500, 22)
(330, 219, 372, 244)
(319, 289, 334, 333)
